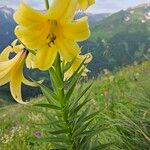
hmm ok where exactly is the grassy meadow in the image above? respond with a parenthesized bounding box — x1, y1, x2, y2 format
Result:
(0, 60, 150, 150)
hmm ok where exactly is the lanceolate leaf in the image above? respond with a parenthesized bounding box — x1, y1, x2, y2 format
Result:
(72, 119, 94, 137)
(74, 83, 93, 104)
(49, 129, 68, 135)
(73, 110, 100, 132)
(91, 143, 113, 150)
(72, 99, 90, 115)
(38, 83, 60, 105)
(49, 67, 63, 89)
(63, 59, 75, 73)
(64, 77, 78, 102)
(30, 137, 67, 143)
(67, 58, 86, 82)
(34, 103, 61, 110)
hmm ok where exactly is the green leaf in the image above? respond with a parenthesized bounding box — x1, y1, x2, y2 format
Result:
(91, 143, 113, 150)
(72, 99, 90, 115)
(37, 83, 59, 105)
(53, 53, 63, 82)
(49, 129, 68, 135)
(73, 110, 99, 132)
(51, 148, 67, 150)
(30, 137, 67, 143)
(34, 103, 61, 110)
(72, 119, 94, 137)
(67, 58, 86, 82)
(83, 111, 100, 122)
(65, 78, 78, 102)
(69, 84, 92, 113)
(81, 126, 108, 139)
(74, 83, 93, 105)
(63, 59, 75, 73)
(49, 67, 63, 89)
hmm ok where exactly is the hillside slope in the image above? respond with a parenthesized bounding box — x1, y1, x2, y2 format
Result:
(82, 3, 150, 75)
(0, 6, 16, 50)
(0, 60, 150, 149)
(90, 3, 150, 40)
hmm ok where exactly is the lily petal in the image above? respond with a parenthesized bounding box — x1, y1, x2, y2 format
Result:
(0, 46, 12, 61)
(11, 39, 24, 53)
(62, 16, 90, 41)
(56, 38, 80, 62)
(34, 45, 57, 71)
(14, 2, 47, 27)
(0, 74, 10, 86)
(26, 53, 35, 69)
(78, 0, 95, 10)
(48, 0, 77, 23)
(10, 53, 26, 104)
(60, 0, 78, 24)
(15, 25, 49, 49)
(0, 51, 22, 71)
(22, 77, 38, 87)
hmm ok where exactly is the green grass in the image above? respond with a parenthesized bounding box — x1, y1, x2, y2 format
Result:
(0, 60, 150, 150)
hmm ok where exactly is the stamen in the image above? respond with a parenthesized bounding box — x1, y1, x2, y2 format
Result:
(22, 48, 29, 56)
(47, 34, 56, 47)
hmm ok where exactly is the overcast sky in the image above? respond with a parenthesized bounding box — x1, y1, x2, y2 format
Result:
(0, 0, 150, 14)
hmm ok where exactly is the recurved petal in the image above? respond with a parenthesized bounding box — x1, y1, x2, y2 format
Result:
(60, 0, 78, 24)
(10, 53, 26, 104)
(56, 38, 80, 62)
(62, 16, 90, 41)
(26, 53, 35, 69)
(11, 39, 24, 53)
(22, 77, 38, 87)
(34, 45, 57, 71)
(0, 73, 10, 86)
(80, 52, 93, 63)
(78, 0, 95, 10)
(15, 25, 49, 49)
(10, 77, 25, 104)
(11, 39, 18, 47)
(0, 46, 12, 61)
(0, 51, 22, 72)
(14, 2, 47, 26)
(48, 0, 77, 23)
(0, 67, 12, 82)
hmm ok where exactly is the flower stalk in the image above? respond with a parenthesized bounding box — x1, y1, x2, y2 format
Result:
(45, 0, 49, 10)
(34, 54, 102, 149)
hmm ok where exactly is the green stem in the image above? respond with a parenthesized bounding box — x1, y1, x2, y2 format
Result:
(55, 55, 75, 149)
(45, 0, 49, 10)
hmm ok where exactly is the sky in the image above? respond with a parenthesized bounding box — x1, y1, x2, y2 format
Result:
(0, 0, 150, 14)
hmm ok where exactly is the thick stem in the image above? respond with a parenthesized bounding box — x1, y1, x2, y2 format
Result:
(45, 0, 49, 10)
(55, 55, 75, 149)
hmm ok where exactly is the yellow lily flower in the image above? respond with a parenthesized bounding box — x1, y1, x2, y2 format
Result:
(78, 0, 95, 10)
(0, 39, 24, 61)
(65, 53, 92, 79)
(14, 1, 90, 71)
(0, 39, 35, 69)
(0, 49, 37, 104)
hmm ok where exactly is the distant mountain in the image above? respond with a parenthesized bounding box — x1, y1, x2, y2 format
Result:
(0, 6, 109, 102)
(0, 4, 150, 103)
(0, 6, 16, 50)
(0, 7, 109, 52)
(90, 3, 150, 40)
(82, 3, 150, 75)
(76, 12, 110, 25)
